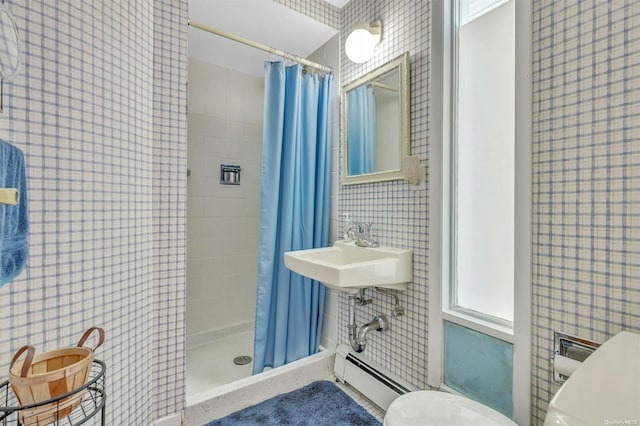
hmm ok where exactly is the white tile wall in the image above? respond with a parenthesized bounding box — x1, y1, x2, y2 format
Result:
(337, 0, 431, 390)
(152, 1, 188, 418)
(0, 1, 188, 423)
(187, 59, 264, 337)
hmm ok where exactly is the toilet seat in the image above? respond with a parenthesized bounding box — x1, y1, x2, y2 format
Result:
(384, 391, 516, 426)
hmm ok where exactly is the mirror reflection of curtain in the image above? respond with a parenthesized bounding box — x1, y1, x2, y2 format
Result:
(253, 62, 332, 374)
(347, 85, 376, 175)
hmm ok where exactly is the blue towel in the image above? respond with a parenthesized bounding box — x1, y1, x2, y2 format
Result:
(0, 138, 28, 286)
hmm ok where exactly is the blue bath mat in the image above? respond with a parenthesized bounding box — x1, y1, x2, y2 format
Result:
(204, 380, 381, 426)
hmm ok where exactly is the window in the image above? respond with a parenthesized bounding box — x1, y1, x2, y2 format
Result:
(448, 0, 515, 325)
(430, 0, 531, 420)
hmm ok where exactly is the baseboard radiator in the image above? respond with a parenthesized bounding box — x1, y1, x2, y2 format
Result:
(334, 344, 419, 411)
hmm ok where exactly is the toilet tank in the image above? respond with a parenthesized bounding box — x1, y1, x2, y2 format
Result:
(544, 331, 640, 426)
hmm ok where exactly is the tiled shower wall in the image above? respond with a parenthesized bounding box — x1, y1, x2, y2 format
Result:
(186, 59, 263, 338)
(531, 0, 640, 424)
(0, 1, 187, 423)
(337, 0, 431, 389)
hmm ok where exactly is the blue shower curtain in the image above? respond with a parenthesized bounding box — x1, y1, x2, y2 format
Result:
(347, 84, 376, 175)
(253, 62, 332, 374)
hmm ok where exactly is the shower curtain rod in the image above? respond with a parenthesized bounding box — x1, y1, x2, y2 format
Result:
(188, 19, 333, 74)
(368, 82, 398, 91)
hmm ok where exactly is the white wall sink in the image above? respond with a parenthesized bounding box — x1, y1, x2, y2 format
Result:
(544, 331, 640, 425)
(284, 240, 412, 294)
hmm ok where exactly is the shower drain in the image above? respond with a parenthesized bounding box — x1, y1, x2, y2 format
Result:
(233, 355, 252, 365)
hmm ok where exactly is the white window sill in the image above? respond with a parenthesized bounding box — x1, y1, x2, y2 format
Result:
(442, 309, 514, 343)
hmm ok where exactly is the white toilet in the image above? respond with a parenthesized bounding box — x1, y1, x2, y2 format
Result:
(384, 390, 516, 426)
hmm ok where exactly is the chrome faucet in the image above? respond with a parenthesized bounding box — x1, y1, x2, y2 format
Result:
(342, 213, 380, 247)
(353, 222, 380, 248)
(343, 217, 359, 241)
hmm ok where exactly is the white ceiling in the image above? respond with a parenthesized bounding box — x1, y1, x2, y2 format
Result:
(188, 0, 339, 76)
(323, 0, 350, 7)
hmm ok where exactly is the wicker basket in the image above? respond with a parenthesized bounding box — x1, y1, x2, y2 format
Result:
(8, 327, 105, 426)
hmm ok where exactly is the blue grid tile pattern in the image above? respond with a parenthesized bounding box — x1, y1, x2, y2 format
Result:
(532, 0, 640, 423)
(152, 0, 188, 419)
(337, 0, 430, 389)
(0, 1, 187, 424)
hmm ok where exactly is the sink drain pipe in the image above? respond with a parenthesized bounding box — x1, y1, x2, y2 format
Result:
(347, 292, 389, 353)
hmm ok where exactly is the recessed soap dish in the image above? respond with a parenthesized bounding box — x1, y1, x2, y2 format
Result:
(220, 164, 241, 185)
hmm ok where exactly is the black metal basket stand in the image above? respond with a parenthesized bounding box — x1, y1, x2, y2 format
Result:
(0, 360, 106, 426)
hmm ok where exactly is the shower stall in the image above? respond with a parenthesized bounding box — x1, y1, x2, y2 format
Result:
(185, 10, 340, 405)
(186, 56, 264, 401)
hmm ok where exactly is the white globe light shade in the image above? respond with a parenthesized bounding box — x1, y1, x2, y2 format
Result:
(345, 28, 375, 63)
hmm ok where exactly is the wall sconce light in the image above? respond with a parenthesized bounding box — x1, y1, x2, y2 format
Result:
(345, 20, 382, 63)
